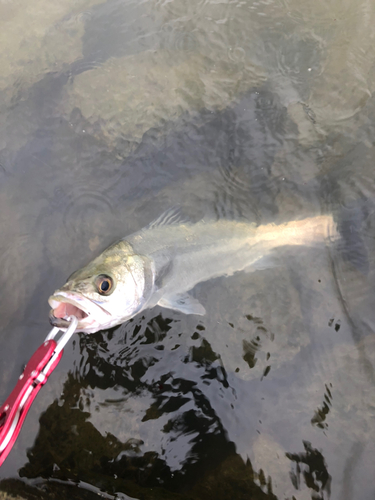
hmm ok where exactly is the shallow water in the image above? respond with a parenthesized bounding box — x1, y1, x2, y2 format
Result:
(1, 0, 375, 498)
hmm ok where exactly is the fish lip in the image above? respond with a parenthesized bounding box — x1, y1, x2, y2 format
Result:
(49, 310, 72, 329)
(49, 292, 91, 313)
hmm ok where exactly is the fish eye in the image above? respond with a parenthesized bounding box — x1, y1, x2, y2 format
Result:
(95, 275, 114, 295)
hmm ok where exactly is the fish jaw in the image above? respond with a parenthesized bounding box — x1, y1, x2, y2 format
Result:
(48, 291, 114, 333)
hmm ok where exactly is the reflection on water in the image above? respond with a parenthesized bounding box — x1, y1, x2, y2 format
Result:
(1, 0, 375, 498)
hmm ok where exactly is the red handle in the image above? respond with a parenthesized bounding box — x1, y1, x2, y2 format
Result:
(0, 339, 62, 466)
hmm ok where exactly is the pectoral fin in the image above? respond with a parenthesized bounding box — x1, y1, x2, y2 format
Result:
(158, 293, 206, 316)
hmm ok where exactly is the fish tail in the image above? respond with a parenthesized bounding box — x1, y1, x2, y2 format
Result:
(256, 215, 338, 248)
(336, 202, 370, 274)
(285, 215, 338, 245)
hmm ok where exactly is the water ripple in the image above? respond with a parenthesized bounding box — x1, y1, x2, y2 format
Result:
(161, 25, 199, 55)
(62, 188, 116, 237)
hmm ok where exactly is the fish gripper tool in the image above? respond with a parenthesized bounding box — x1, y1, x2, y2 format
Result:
(0, 316, 78, 466)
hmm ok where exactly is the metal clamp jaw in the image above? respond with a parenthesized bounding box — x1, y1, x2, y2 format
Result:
(0, 317, 78, 466)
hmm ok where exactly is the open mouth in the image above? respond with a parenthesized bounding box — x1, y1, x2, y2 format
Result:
(49, 293, 90, 329)
(49, 302, 88, 328)
(48, 291, 113, 333)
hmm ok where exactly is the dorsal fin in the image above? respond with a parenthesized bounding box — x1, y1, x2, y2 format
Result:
(146, 207, 191, 229)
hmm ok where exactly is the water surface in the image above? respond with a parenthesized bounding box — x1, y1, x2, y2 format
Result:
(1, 0, 375, 498)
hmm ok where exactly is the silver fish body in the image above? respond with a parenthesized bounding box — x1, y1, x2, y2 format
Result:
(49, 212, 337, 333)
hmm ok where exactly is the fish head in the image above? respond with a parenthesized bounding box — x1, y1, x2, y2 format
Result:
(48, 241, 152, 333)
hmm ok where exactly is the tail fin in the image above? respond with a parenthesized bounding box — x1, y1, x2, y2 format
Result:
(336, 202, 369, 275)
(255, 215, 338, 248)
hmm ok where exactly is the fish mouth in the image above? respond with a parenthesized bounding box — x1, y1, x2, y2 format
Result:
(49, 301, 89, 328)
(48, 292, 108, 332)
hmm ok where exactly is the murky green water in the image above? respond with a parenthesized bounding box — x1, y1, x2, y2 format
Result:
(1, 0, 375, 498)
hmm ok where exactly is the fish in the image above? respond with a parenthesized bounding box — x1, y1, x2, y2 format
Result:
(48, 210, 337, 334)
